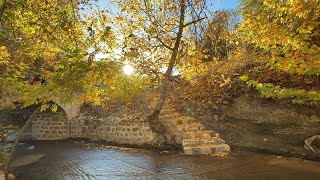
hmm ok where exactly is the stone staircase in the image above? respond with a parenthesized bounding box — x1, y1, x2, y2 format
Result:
(149, 95, 230, 155)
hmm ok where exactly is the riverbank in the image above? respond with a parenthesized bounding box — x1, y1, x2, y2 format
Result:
(196, 95, 320, 162)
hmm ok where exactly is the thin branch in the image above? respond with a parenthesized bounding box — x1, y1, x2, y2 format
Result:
(183, 17, 206, 27)
(155, 35, 173, 50)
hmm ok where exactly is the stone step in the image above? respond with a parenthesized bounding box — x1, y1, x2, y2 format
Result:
(160, 108, 176, 114)
(182, 130, 213, 139)
(183, 144, 231, 155)
(175, 119, 197, 125)
(159, 112, 181, 119)
(160, 118, 195, 126)
(159, 115, 196, 122)
(176, 123, 204, 132)
(182, 138, 226, 147)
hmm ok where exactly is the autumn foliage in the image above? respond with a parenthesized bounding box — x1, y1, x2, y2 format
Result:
(0, 0, 319, 113)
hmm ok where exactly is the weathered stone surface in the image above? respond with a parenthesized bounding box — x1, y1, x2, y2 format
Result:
(151, 94, 230, 155)
(199, 147, 212, 154)
(21, 132, 32, 142)
(5, 132, 18, 143)
(212, 144, 231, 154)
(31, 105, 155, 146)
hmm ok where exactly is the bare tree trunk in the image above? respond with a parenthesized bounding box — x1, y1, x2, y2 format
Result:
(4, 107, 40, 180)
(148, 0, 186, 140)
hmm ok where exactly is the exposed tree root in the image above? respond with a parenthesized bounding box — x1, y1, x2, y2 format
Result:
(304, 135, 320, 155)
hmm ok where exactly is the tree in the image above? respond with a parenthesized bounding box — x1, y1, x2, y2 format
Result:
(106, 0, 210, 142)
(200, 10, 241, 61)
(0, 0, 87, 107)
(0, 0, 143, 177)
(0, 0, 144, 109)
(239, 0, 320, 105)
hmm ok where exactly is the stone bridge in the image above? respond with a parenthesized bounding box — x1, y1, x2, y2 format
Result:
(31, 97, 156, 146)
(31, 95, 230, 155)
(51, 97, 81, 121)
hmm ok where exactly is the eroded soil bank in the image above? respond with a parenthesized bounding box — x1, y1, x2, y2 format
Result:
(200, 95, 320, 161)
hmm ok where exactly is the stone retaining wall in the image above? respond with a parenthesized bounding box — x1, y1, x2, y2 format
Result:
(32, 108, 69, 140)
(31, 105, 155, 146)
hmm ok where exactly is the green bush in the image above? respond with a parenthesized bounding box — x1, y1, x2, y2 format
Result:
(0, 148, 9, 164)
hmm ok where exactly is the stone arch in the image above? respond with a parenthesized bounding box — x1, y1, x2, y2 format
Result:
(31, 96, 81, 140)
(52, 97, 81, 121)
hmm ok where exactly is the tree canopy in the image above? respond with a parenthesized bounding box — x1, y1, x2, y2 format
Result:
(1, 0, 319, 113)
(239, 0, 320, 105)
(0, 0, 146, 110)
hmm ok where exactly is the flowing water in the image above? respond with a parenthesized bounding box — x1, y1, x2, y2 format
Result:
(12, 142, 320, 180)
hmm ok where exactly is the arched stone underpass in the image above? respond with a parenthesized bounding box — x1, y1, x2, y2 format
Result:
(31, 97, 81, 140)
(31, 103, 156, 145)
(52, 97, 81, 121)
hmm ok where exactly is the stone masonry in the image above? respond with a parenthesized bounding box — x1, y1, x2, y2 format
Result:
(149, 94, 231, 155)
(69, 107, 155, 146)
(32, 108, 69, 140)
(31, 105, 155, 146)
(31, 95, 229, 154)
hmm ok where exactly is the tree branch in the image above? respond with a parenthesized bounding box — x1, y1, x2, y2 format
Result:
(155, 35, 173, 50)
(183, 17, 206, 27)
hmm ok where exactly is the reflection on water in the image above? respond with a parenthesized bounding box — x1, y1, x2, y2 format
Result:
(13, 142, 320, 180)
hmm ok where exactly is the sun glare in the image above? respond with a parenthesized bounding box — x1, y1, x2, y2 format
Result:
(123, 64, 134, 75)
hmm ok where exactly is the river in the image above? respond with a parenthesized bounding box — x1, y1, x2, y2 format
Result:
(12, 141, 320, 180)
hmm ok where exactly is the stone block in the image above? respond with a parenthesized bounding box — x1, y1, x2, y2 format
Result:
(183, 147, 194, 155)
(212, 144, 230, 154)
(199, 147, 212, 155)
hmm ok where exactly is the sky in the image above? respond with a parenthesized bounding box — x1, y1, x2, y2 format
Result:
(83, 0, 240, 15)
(208, 0, 239, 10)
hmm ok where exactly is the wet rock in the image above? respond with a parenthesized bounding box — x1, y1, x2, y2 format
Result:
(0, 143, 12, 149)
(21, 132, 32, 142)
(160, 151, 169, 154)
(213, 144, 231, 154)
(5, 132, 18, 143)
(5, 131, 32, 143)
(26, 145, 35, 150)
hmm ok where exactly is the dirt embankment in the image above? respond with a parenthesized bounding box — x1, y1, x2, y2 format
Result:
(201, 95, 320, 161)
